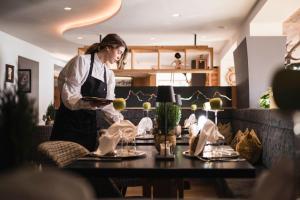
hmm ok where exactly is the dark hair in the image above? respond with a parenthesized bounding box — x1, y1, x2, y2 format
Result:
(85, 33, 128, 68)
(175, 52, 181, 59)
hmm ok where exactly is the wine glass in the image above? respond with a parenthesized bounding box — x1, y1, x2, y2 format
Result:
(113, 98, 126, 122)
(142, 102, 152, 138)
(113, 98, 127, 155)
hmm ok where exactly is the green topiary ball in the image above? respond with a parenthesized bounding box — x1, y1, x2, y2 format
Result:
(155, 102, 181, 135)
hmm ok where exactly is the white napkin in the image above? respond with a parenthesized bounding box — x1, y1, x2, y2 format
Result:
(95, 130, 121, 155)
(192, 119, 224, 156)
(184, 113, 197, 128)
(137, 117, 153, 136)
(107, 120, 137, 142)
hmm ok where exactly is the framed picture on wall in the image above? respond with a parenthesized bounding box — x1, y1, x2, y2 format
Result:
(18, 69, 31, 93)
(5, 64, 14, 83)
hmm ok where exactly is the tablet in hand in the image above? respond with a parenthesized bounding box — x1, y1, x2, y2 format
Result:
(81, 96, 113, 104)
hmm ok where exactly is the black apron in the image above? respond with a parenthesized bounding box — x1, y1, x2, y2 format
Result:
(51, 53, 107, 151)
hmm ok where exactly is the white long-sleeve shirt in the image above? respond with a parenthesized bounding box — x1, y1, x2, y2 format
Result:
(58, 53, 123, 122)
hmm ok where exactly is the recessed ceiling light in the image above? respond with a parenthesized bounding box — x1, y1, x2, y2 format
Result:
(77, 36, 83, 40)
(172, 13, 180, 17)
(64, 7, 72, 11)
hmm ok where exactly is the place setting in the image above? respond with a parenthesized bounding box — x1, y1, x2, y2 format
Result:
(79, 120, 147, 161)
(135, 116, 154, 140)
(182, 116, 243, 162)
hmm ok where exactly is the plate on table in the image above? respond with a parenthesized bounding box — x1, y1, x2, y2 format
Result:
(182, 150, 196, 158)
(182, 146, 240, 160)
(90, 149, 146, 159)
(135, 135, 154, 140)
(81, 96, 113, 104)
(202, 145, 239, 159)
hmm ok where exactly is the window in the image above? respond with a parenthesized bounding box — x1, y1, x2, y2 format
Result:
(156, 73, 190, 86)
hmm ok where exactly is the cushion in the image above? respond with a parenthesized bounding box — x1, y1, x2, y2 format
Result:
(236, 129, 262, 164)
(37, 141, 89, 167)
(231, 129, 249, 150)
(218, 122, 233, 145)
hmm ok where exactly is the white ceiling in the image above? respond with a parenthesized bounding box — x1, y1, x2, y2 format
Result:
(0, 0, 257, 61)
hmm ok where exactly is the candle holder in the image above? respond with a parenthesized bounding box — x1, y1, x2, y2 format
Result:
(155, 85, 176, 160)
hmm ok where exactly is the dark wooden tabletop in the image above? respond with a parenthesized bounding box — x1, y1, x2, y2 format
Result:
(65, 145, 255, 179)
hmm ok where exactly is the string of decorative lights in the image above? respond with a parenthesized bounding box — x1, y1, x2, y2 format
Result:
(123, 90, 231, 103)
(125, 90, 157, 102)
(180, 90, 210, 101)
(213, 91, 232, 101)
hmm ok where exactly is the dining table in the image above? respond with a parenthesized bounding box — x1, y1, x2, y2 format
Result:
(65, 145, 255, 198)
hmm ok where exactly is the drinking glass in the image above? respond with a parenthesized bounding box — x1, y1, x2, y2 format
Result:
(113, 99, 126, 154)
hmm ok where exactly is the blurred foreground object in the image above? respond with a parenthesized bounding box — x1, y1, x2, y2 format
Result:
(0, 168, 95, 200)
(0, 89, 37, 171)
(272, 62, 300, 199)
(272, 66, 300, 109)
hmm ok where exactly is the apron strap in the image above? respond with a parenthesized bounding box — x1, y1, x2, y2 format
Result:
(88, 53, 95, 76)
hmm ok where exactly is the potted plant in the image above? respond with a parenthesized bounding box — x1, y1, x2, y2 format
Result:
(259, 88, 276, 109)
(43, 102, 55, 125)
(154, 102, 181, 152)
(0, 88, 37, 170)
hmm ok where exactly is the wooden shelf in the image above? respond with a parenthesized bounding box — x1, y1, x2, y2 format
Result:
(129, 45, 210, 52)
(78, 45, 218, 86)
(113, 69, 214, 77)
(128, 45, 213, 69)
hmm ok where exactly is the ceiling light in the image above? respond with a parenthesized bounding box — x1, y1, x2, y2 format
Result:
(150, 37, 156, 40)
(64, 7, 72, 11)
(77, 36, 83, 40)
(172, 13, 180, 17)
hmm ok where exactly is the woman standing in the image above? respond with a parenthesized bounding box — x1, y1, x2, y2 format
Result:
(51, 33, 127, 151)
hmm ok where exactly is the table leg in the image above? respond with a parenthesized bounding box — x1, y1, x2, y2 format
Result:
(151, 178, 184, 199)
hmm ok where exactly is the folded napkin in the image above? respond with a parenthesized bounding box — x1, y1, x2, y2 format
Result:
(184, 113, 197, 128)
(137, 117, 153, 136)
(95, 130, 121, 155)
(107, 120, 137, 142)
(190, 119, 224, 156)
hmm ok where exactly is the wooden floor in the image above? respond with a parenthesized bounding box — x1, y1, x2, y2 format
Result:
(126, 179, 219, 199)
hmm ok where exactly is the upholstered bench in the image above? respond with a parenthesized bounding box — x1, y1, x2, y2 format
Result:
(221, 109, 295, 198)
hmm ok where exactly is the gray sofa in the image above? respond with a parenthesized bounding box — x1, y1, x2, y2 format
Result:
(231, 109, 295, 168)
(222, 108, 295, 198)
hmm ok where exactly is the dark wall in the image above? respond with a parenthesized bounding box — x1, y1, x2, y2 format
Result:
(233, 38, 249, 108)
(233, 36, 285, 108)
(115, 86, 233, 108)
